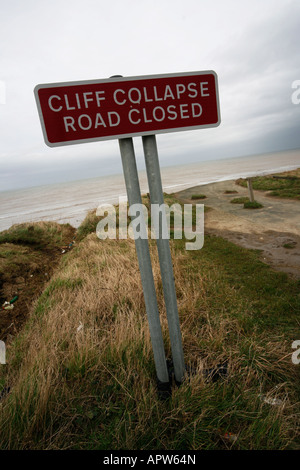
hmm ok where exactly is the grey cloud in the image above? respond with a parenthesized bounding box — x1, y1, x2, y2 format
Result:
(1, 0, 299, 191)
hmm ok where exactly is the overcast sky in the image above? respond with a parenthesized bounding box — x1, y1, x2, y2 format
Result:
(0, 0, 300, 191)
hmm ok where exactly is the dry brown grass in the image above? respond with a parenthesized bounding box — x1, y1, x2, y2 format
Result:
(0, 219, 299, 449)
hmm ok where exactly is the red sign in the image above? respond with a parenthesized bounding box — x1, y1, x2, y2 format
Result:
(34, 71, 220, 147)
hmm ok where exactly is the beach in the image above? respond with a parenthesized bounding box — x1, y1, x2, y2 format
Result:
(0, 148, 300, 232)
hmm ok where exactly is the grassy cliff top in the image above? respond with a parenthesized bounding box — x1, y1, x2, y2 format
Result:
(0, 196, 299, 450)
(236, 168, 300, 200)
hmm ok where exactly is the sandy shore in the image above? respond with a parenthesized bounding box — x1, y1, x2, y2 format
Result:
(175, 179, 300, 279)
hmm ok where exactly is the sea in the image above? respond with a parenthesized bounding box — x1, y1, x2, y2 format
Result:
(0, 148, 299, 232)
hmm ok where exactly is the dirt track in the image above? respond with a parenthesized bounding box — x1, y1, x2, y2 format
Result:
(175, 180, 300, 279)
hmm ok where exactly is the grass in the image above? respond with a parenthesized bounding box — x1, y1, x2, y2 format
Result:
(231, 197, 250, 204)
(0, 221, 74, 249)
(236, 169, 300, 200)
(76, 210, 102, 242)
(244, 201, 263, 209)
(0, 244, 43, 280)
(76, 193, 200, 242)
(191, 194, 206, 200)
(0, 222, 76, 341)
(0, 222, 75, 298)
(230, 197, 263, 209)
(0, 200, 299, 450)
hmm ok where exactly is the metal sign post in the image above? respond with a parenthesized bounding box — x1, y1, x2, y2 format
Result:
(142, 135, 185, 384)
(118, 137, 169, 386)
(247, 177, 255, 202)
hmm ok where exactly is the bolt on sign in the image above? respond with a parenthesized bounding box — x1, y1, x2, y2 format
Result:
(34, 71, 220, 147)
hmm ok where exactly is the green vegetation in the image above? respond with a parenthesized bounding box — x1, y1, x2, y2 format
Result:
(231, 197, 250, 204)
(76, 194, 200, 242)
(0, 221, 74, 249)
(230, 197, 263, 209)
(244, 201, 263, 209)
(0, 199, 299, 450)
(236, 169, 300, 200)
(283, 243, 295, 249)
(191, 194, 206, 200)
(76, 210, 101, 241)
(0, 222, 76, 342)
(0, 244, 43, 281)
(224, 190, 238, 194)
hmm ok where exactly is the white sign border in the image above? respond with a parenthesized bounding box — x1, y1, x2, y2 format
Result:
(34, 71, 221, 148)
